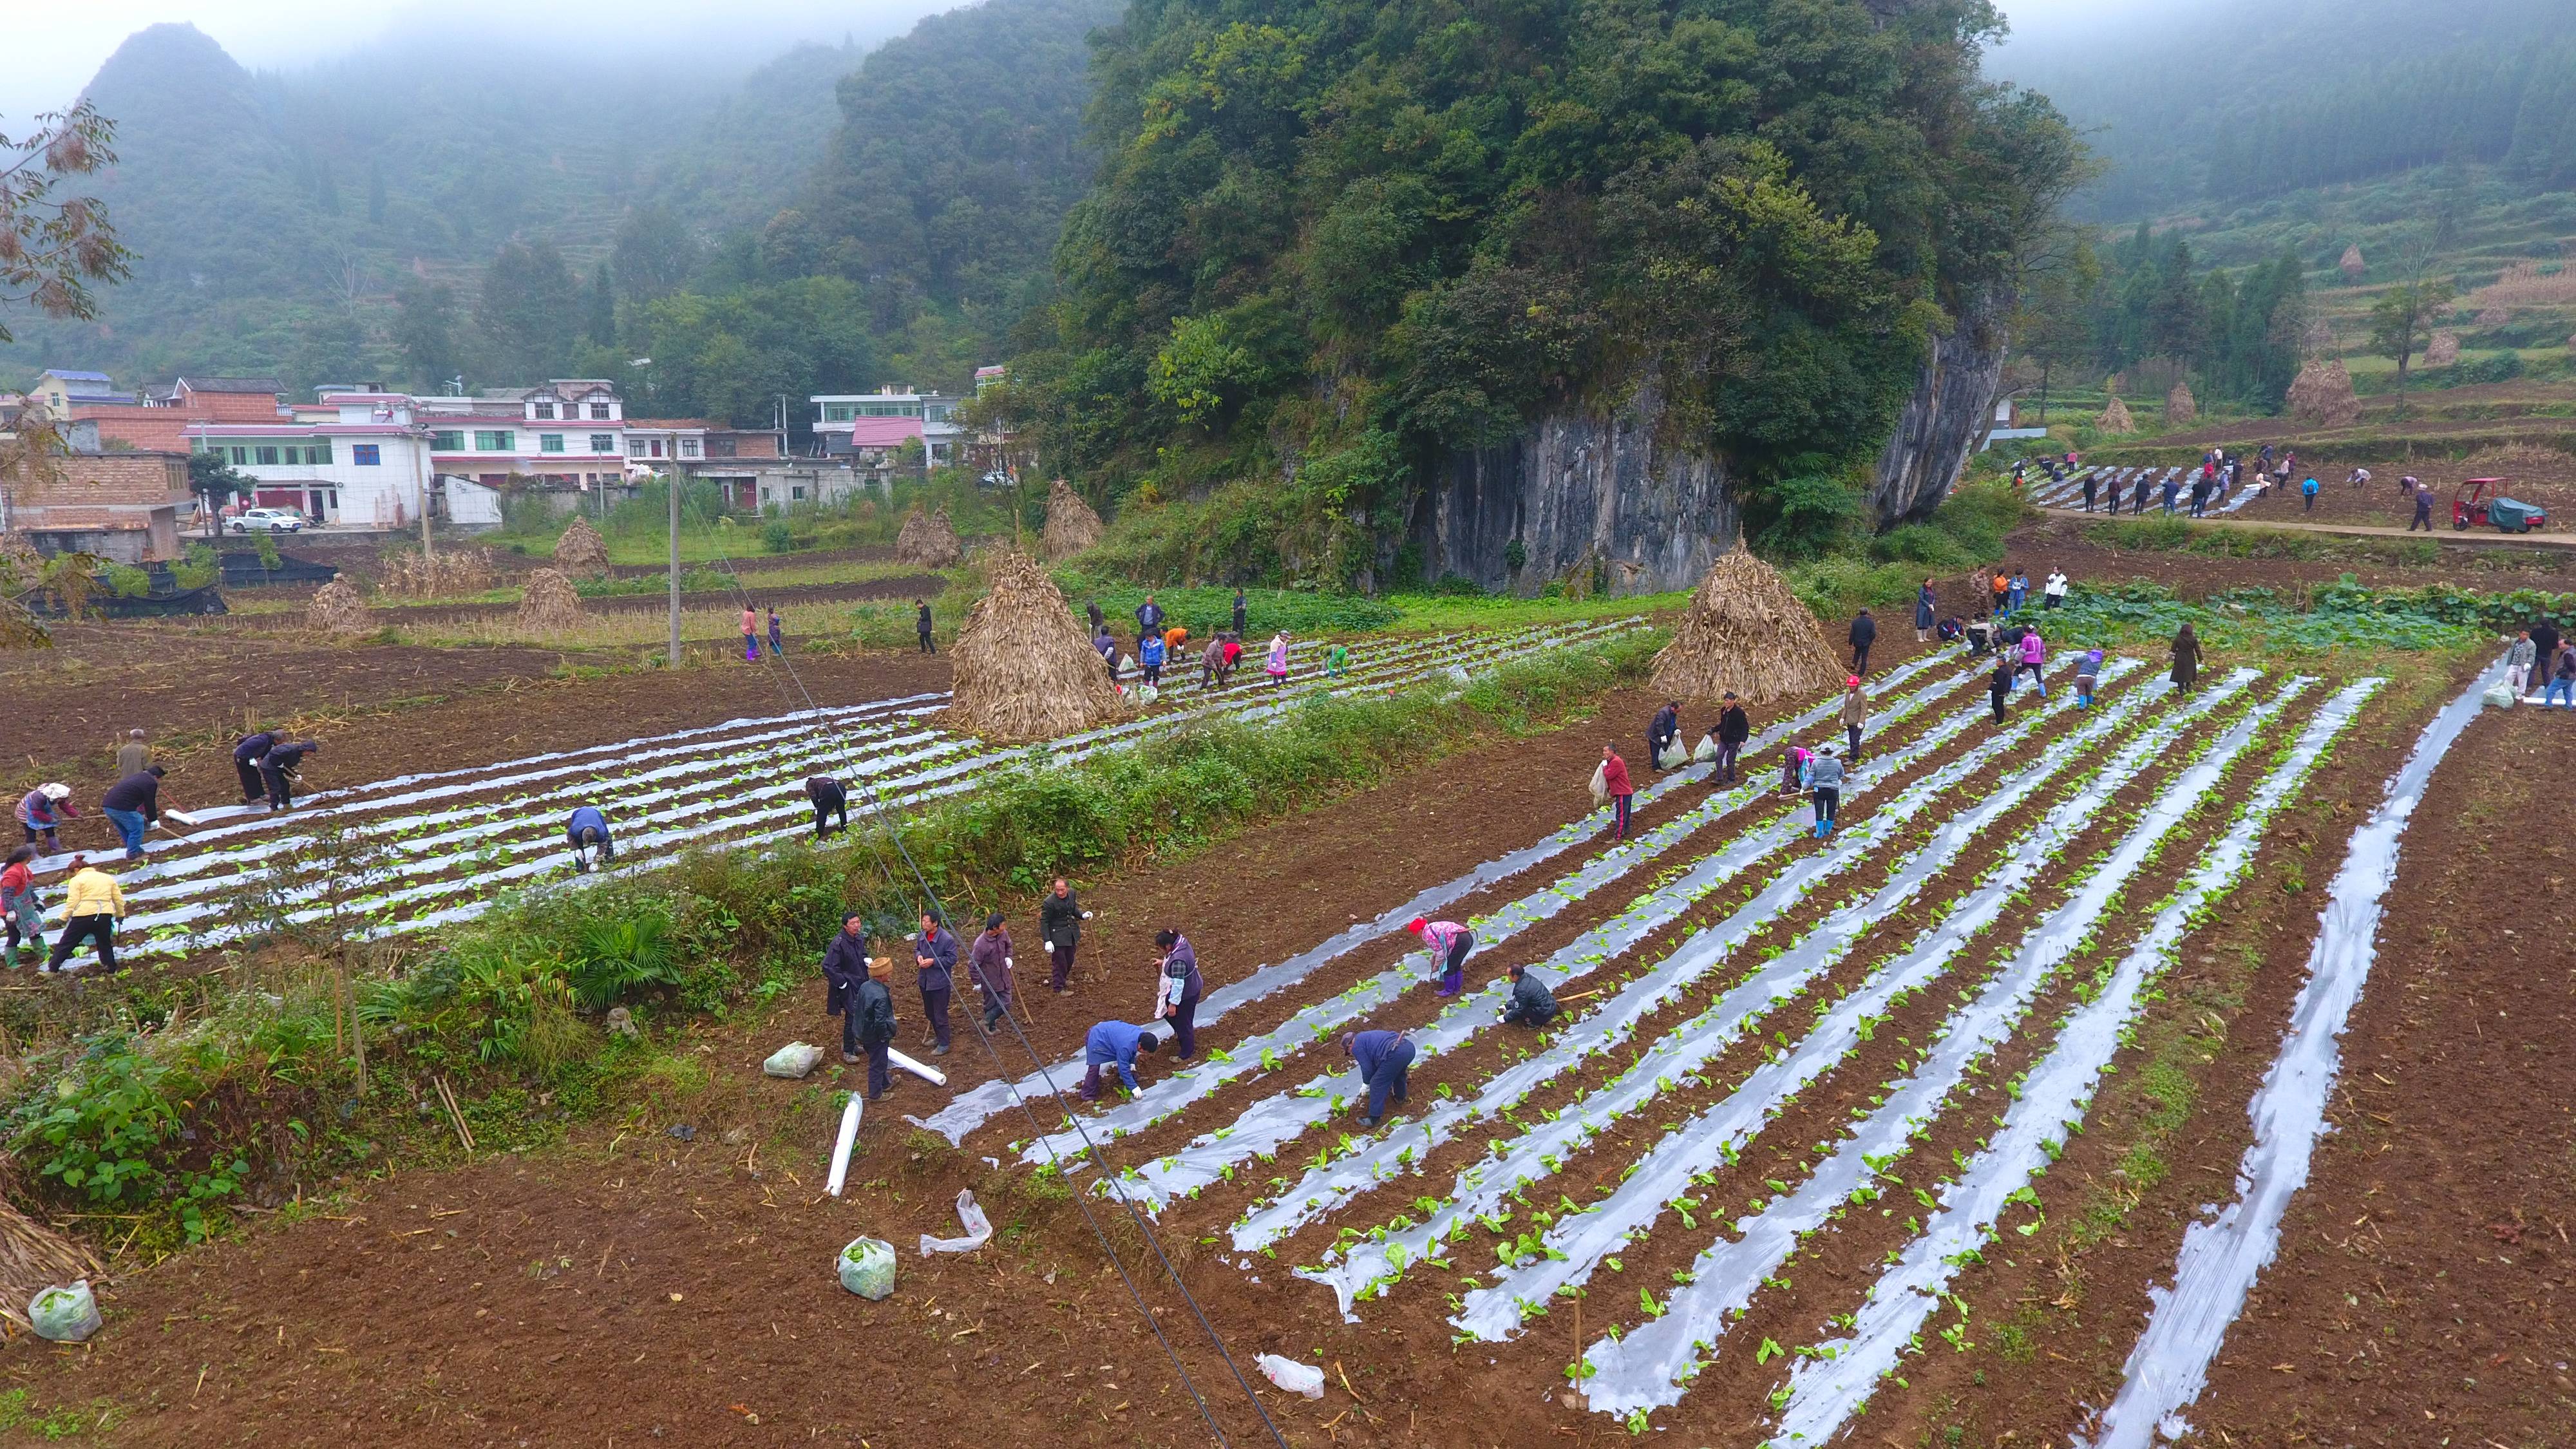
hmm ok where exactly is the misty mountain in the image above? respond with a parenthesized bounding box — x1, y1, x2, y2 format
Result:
(1994, 0, 2576, 217)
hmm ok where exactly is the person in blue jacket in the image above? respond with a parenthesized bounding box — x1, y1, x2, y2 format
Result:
(1139, 630, 1166, 688)
(566, 804, 614, 872)
(1343, 1028, 1416, 1129)
(1080, 1019, 1162, 1101)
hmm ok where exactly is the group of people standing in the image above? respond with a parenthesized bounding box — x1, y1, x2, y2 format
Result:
(1083, 591, 1298, 692)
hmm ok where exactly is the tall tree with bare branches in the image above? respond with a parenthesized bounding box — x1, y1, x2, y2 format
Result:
(0, 102, 130, 343)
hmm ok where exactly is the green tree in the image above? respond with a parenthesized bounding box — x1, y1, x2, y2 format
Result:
(0, 100, 131, 343)
(187, 450, 254, 533)
(478, 238, 581, 379)
(286, 310, 363, 395)
(585, 262, 616, 347)
(2367, 276, 2458, 411)
(366, 156, 386, 224)
(393, 279, 461, 388)
(612, 203, 700, 305)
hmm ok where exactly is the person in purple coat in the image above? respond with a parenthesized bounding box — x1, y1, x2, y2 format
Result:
(969, 913, 1015, 1033)
(912, 913, 958, 1056)
(1153, 929, 1204, 1059)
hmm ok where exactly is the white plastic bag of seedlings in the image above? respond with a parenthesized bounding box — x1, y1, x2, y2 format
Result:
(1587, 761, 1609, 805)
(838, 1237, 897, 1300)
(29, 1280, 102, 1343)
(762, 1041, 822, 1079)
(2482, 681, 2517, 709)
(1255, 1353, 1325, 1399)
(919, 1189, 993, 1256)
(1692, 735, 1719, 762)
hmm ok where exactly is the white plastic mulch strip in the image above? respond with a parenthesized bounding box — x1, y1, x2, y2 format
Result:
(2082, 659, 2499, 1449)
(1446, 667, 2257, 1343)
(1566, 676, 2309, 1416)
(115, 621, 1635, 958)
(1757, 676, 2380, 1448)
(975, 656, 1973, 1158)
(1280, 662, 2176, 1291)
(1112, 654, 2102, 1213)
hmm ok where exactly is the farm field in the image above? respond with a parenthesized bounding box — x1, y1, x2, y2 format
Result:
(3, 582, 2548, 1449)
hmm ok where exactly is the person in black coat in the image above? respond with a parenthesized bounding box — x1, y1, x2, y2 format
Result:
(914, 600, 934, 654)
(822, 915, 874, 1059)
(806, 775, 848, 838)
(1231, 588, 1247, 636)
(1647, 700, 1681, 770)
(1848, 609, 1878, 674)
(232, 731, 278, 804)
(1135, 594, 1165, 636)
(260, 740, 320, 811)
(1501, 963, 1559, 1028)
(1087, 600, 1106, 634)
(1988, 657, 2014, 723)
(1713, 693, 1750, 784)
(1037, 876, 1087, 992)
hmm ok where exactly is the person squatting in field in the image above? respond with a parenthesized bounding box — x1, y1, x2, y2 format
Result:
(1, 845, 43, 969)
(1649, 699, 1682, 770)
(1501, 962, 1559, 1028)
(15, 784, 75, 851)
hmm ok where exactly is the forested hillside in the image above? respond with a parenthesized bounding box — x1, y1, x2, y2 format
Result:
(1996, 0, 2573, 218)
(1007, 0, 2076, 585)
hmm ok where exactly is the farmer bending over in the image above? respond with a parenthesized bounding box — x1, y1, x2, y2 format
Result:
(566, 804, 614, 873)
(1080, 1021, 1161, 1101)
(1344, 1028, 1416, 1130)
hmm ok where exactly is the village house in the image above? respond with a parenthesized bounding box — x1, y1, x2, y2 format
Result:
(810, 386, 965, 466)
(0, 420, 193, 563)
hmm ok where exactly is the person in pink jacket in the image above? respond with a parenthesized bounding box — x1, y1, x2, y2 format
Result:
(2015, 624, 2048, 696)
(1408, 917, 1475, 997)
(1265, 631, 1290, 688)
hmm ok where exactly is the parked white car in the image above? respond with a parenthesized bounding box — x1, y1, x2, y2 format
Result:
(227, 507, 307, 534)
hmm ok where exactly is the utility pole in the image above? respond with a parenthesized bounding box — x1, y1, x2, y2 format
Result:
(667, 468, 681, 668)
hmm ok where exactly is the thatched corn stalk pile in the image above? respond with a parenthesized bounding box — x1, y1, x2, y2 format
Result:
(2287, 359, 2362, 428)
(381, 547, 496, 598)
(2164, 381, 2197, 427)
(515, 567, 585, 635)
(306, 576, 371, 635)
(2423, 330, 2461, 367)
(2339, 243, 2366, 282)
(1041, 479, 1104, 561)
(948, 547, 1127, 741)
(1647, 544, 1842, 705)
(554, 516, 611, 574)
(896, 505, 963, 568)
(2096, 393, 2137, 433)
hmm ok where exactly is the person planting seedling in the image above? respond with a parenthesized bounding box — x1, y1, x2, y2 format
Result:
(1408, 917, 1475, 998)
(1343, 1028, 1415, 1129)
(258, 739, 321, 811)
(804, 775, 848, 838)
(1501, 963, 1559, 1029)
(565, 804, 614, 873)
(1080, 1019, 1161, 1101)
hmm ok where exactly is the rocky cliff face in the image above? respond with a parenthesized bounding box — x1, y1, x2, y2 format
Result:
(1417, 378, 1739, 598)
(1867, 284, 2010, 527)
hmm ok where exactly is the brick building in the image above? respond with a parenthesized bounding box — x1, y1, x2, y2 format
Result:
(1, 431, 194, 563)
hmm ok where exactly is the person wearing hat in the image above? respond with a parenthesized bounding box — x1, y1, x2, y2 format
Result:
(1153, 929, 1204, 1058)
(1838, 676, 1868, 763)
(969, 912, 1016, 1033)
(822, 916, 896, 1093)
(1080, 1019, 1161, 1101)
(14, 784, 77, 851)
(99, 766, 176, 861)
(1408, 917, 1475, 998)
(1343, 1028, 1415, 1129)
(45, 855, 125, 975)
(1807, 743, 1846, 838)
(115, 729, 150, 778)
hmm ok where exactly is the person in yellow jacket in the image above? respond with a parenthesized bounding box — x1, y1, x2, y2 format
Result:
(46, 855, 126, 975)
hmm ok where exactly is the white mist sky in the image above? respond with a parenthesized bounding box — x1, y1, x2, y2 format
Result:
(0, 0, 951, 119)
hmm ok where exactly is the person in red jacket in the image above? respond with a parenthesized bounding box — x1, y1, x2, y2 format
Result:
(1600, 744, 1636, 842)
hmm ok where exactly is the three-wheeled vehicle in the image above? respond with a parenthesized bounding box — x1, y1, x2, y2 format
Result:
(2453, 477, 2550, 534)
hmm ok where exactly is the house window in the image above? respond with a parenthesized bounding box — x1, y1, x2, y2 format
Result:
(532, 401, 556, 419)
(307, 442, 334, 465)
(627, 439, 649, 457)
(475, 430, 513, 451)
(708, 437, 736, 457)
(650, 440, 665, 458)
(431, 430, 465, 451)
(822, 403, 855, 422)
(541, 433, 566, 453)
(353, 444, 381, 466)
(791, 485, 806, 501)
(679, 439, 700, 458)
(589, 402, 611, 420)
(229, 446, 249, 465)
(256, 446, 279, 466)
(589, 433, 615, 453)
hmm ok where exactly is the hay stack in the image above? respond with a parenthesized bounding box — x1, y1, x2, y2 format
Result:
(949, 548, 1128, 742)
(2339, 243, 2366, 282)
(2164, 381, 2197, 427)
(0, 596, 51, 650)
(1041, 479, 1104, 561)
(516, 567, 585, 635)
(2423, 330, 2461, 367)
(2477, 307, 2512, 328)
(2096, 394, 2137, 433)
(554, 516, 611, 574)
(895, 505, 963, 568)
(1647, 544, 1843, 705)
(0, 1200, 98, 1332)
(306, 576, 370, 635)
(381, 546, 496, 598)
(2287, 359, 2362, 428)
